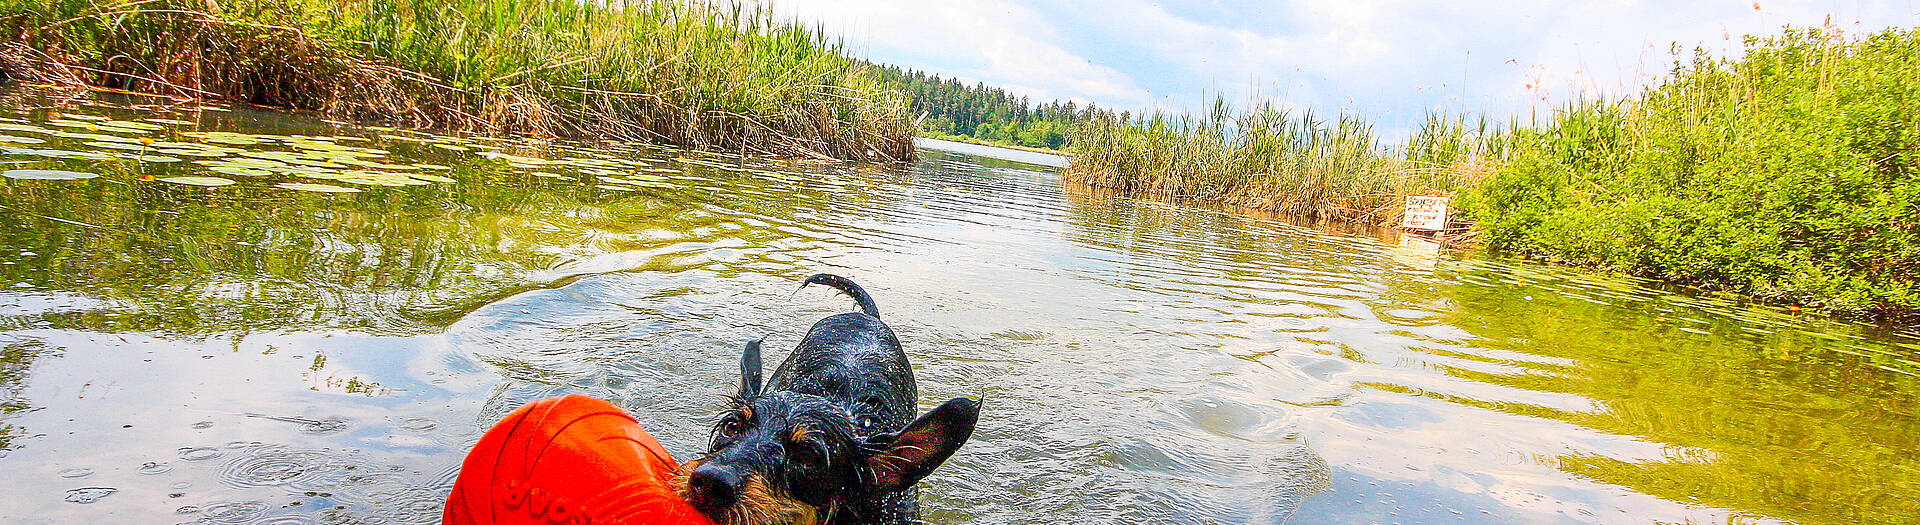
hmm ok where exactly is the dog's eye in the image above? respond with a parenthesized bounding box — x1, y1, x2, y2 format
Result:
(719, 418, 747, 438)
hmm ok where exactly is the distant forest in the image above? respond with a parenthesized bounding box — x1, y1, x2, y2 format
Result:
(869, 62, 1113, 150)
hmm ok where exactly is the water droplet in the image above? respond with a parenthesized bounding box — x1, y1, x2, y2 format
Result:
(219, 446, 356, 491)
(200, 500, 267, 523)
(395, 417, 439, 433)
(139, 461, 174, 475)
(179, 447, 222, 461)
(64, 487, 117, 504)
(58, 467, 93, 478)
(298, 417, 350, 435)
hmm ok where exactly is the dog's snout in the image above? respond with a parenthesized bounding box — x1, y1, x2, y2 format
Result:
(687, 463, 746, 510)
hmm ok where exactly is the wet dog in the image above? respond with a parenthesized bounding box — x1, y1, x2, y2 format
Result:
(673, 274, 980, 525)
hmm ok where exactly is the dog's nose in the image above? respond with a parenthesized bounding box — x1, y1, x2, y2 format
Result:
(687, 463, 746, 511)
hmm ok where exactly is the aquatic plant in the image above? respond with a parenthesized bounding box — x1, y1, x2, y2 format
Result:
(0, 0, 913, 161)
(1064, 25, 1918, 319)
(1463, 26, 1920, 319)
(1064, 97, 1509, 223)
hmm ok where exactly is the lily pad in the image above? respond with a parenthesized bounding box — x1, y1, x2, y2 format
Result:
(595, 184, 636, 191)
(100, 120, 162, 130)
(8, 148, 113, 160)
(238, 151, 306, 162)
(286, 159, 349, 169)
(158, 176, 236, 187)
(407, 173, 456, 183)
(0, 135, 47, 144)
(0, 123, 51, 134)
(3, 169, 97, 180)
(226, 158, 290, 169)
(142, 118, 197, 125)
(54, 132, 137, 142)
(276, 182, 360, 193)
(84, 140, 153, 152)
(157, 149, 228, 158)
(477, 151, 552, 165)
(283, 168, 343, 179)
(208, 166, 274, 177)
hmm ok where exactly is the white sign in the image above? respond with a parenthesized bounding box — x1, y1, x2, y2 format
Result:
(1403, 196, 1450, 231)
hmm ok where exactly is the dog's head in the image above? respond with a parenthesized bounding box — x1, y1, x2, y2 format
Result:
(673, 341, 979, 525)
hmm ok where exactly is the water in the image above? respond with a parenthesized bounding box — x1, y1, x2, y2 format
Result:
(0, 87, 1917, 524)
(912, 138, 1069, 168)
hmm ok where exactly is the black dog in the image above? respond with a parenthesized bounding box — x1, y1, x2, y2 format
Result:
(674, 274, 980, 525)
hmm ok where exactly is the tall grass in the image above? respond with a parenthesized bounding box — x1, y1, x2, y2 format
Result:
(1464, 27, 1920, 318)
(1065, 98, 1509, 222)
(0, 0, 913, 161)
(1063, 26, 1918, 319)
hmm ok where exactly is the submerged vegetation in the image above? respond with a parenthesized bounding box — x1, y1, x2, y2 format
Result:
(0, 0, 913, 161)
(1066, 26, 1919, 320)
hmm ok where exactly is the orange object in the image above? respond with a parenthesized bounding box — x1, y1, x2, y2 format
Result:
(444, 394, 719, 525)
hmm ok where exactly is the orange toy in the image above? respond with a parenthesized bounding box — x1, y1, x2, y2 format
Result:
(444, 395, 719, 525)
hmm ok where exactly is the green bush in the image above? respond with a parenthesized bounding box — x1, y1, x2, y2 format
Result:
(1462, 27, 1920, 318)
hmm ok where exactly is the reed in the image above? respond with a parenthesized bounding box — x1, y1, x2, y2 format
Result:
(0, 0, 913, 161)
(1064, 98, 1509, 223)
(1465, 27, 1920, 318)
(1063, 26, 1917, 318)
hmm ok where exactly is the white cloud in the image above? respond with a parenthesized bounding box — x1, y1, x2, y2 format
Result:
(761, 0, 1153, 108)
(761, 0, 1919, 131)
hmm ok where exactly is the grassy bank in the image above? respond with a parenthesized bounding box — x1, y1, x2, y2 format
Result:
(1064, 26, 1919, 320)
(1464, 27, 1920, 319)
(921, 130, 1070, 156)
(0, 0, 913, 161)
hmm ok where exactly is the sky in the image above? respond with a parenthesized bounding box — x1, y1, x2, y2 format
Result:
(765, 0, 1920, 137)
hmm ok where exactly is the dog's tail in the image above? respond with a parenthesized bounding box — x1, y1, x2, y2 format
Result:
(800, 274, 880, 319)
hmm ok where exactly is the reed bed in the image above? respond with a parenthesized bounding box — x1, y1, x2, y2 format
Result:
(1468, 27, 1920, 318)
(1064, 99, 1509, 223)
(1067, 26, 1918, 318)
(0, 0, 913, 161)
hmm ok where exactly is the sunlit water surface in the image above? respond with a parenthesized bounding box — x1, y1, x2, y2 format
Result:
(1, 88, 1917, 524)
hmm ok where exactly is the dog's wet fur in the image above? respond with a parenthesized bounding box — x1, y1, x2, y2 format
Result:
(674, 274, 980, 525)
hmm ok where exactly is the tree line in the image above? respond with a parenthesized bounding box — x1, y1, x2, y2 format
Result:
(867, 62, 1116, 150)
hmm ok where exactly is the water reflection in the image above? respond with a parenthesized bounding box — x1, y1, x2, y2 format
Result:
(0, 86, 1916, 524)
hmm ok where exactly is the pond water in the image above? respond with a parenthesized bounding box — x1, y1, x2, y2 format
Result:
(0, 87, 1917, 525)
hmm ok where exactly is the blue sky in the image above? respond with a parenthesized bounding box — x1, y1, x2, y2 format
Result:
(769, 0, 1919, 138)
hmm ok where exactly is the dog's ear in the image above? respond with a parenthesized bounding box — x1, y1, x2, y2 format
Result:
(739, 339, 763, 398)
(861, 397, 979, 493)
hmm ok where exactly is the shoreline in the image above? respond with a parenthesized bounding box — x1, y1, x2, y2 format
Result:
(1060, 27, 1919, 324)
(0, 0, 915, 162)
(920, 131, 1070, 157)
